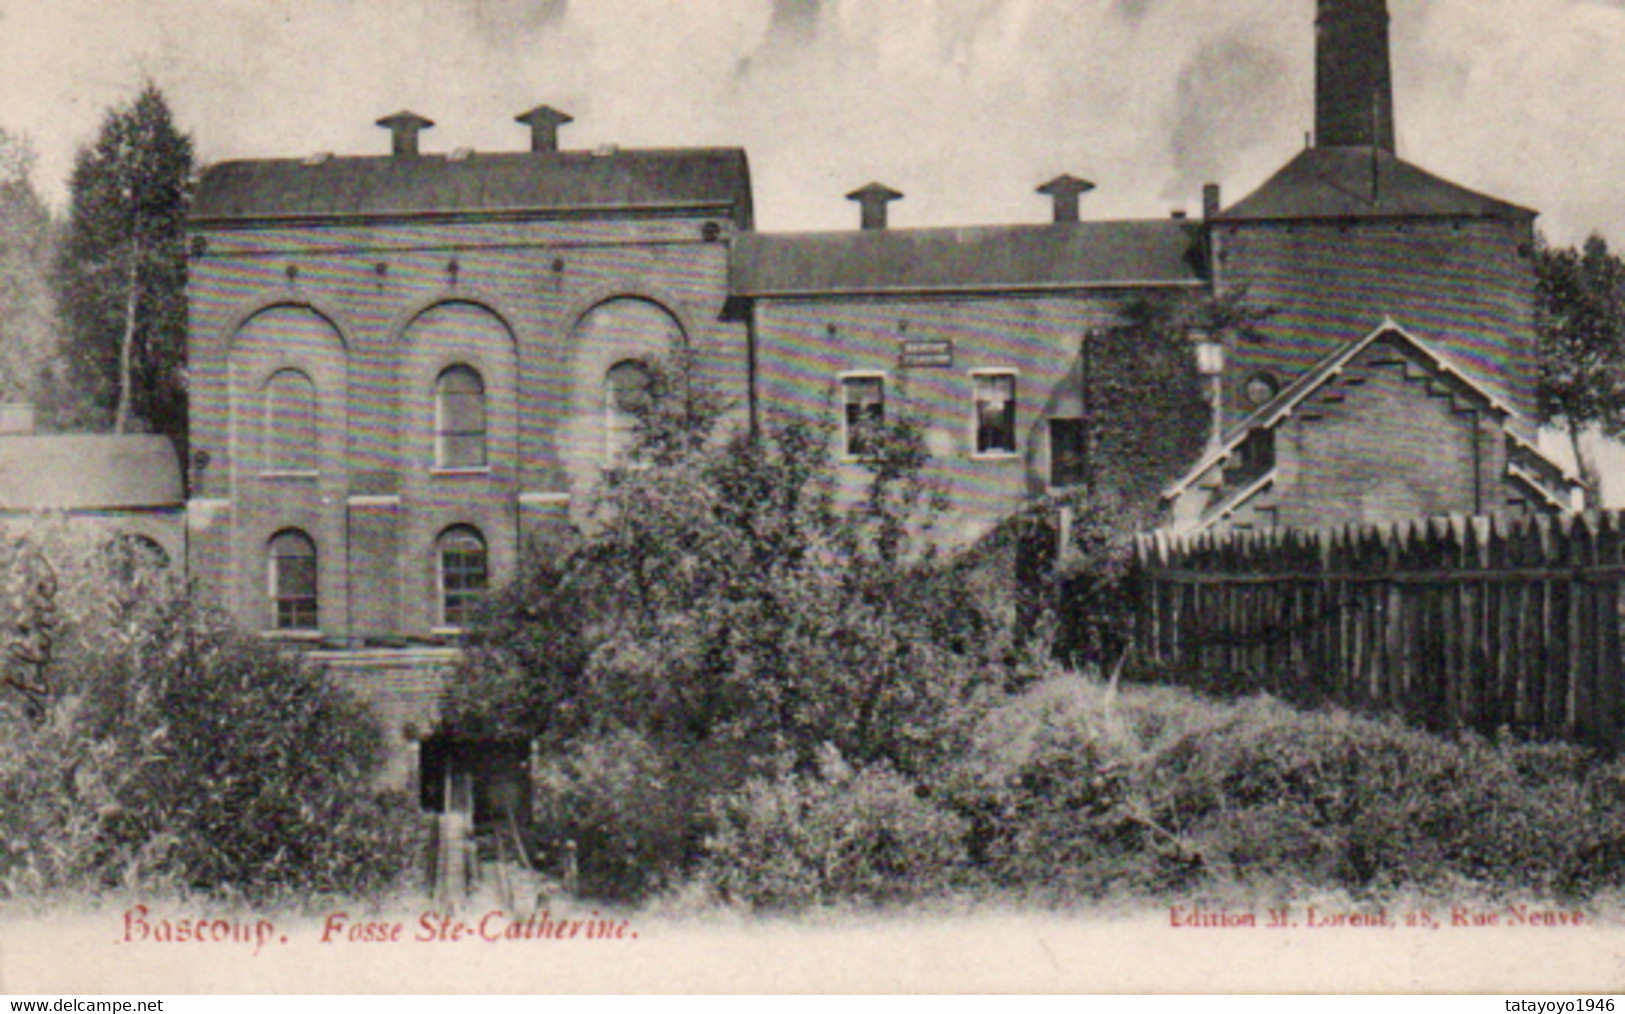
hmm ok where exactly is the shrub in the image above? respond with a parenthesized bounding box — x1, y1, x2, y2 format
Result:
(0, 532, 422, 902)
(1151, 700, 1619, 898)
(945, 675, 1209, 899)
(702, 745, 967, 910)
(527, 729, 752, 902)
(947, 674, 1625, 903)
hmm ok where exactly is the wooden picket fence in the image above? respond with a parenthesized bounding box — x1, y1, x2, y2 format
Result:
(1133, 512, 1625, 749)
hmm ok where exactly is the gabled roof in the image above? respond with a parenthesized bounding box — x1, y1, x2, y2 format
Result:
(1217, 147, 1534, 223)
(190, 147, 754, 228)
(0, 435, 183, 511)
(1164, 320, 1520, 502)
(730, 219, 1206, 297)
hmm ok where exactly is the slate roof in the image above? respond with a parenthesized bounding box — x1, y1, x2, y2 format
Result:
(730, 219, 1206, 297)
(0, 435, 184, 511)
(1218, 147, 1534, 223)
(190, 148, 754, 228)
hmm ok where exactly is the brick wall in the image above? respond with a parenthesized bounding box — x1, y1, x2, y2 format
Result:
(753, 290, 1162, 544)
(1216, 216, 1537, 427)
(188, 213, 748, 643)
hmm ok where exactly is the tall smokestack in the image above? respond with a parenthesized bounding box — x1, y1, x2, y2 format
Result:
(1315, 0, 1395, 151)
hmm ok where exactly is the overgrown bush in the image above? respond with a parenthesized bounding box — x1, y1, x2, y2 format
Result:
(1153, 700, 1619, 898)
(947, 674, 1625, 903)
(0, 529, 422, 902)
(702, 745, 967, 910)
(529, 729, 756, 901)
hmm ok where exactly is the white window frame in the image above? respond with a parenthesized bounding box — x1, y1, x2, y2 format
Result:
(433, 524, 489, 633)
(837, 371, 888, 461)
(265, 528, 320, 636)
(969, 368, 1019, 459)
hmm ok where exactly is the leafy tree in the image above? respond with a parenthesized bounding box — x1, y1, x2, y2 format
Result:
(1535, 234, 1625, 490)
(0, 130, 63, 407)
(443, 347, 1003, 897)
(54, 84, 192, 441)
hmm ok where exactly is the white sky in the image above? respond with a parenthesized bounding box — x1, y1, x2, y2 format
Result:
(0, 0, 1621, 246)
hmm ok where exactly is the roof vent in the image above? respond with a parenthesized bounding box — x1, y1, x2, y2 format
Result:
(375, 110, 435, 157)
(846, 182, 903, 231)
(592, 143, 620, 158)
(448, 146, 475, 162)
(302, 151, 333, 167)
(1035, 174, 1095, 223)
(516, 104, 574, 153)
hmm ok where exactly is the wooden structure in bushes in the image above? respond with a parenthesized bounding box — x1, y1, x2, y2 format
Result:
(1133, 512, 1625, 748)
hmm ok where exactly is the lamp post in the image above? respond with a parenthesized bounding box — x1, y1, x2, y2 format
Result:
(1192, 329, 1226, 450)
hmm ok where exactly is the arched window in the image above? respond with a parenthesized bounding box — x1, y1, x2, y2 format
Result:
(605, 359, 653, 462)
(268, 529, 318, 631)
(104, 533, 170, 585)
(437, 525, 488, 629)
(262, 369, 317, 472)
(435, 365, 487, 468)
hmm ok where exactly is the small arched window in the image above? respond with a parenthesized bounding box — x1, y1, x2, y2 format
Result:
(435, 365, 487, 468)
(268, 529, 318, 631)
(437, 525, 488, 629)
(604, 359, 653, 462)
(104, 533, 170, 585)
(262, 369, 317, 472)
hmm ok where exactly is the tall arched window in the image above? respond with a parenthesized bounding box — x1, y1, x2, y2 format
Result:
(435, 365, 487, 468)
(437, 525, 488, 629)
(268, 529, 318, 631)
(605, 359, 653, 462)
(262, 369, 317, 472)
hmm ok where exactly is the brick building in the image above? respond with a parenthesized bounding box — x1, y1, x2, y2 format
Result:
(167, 0, 1576, 789)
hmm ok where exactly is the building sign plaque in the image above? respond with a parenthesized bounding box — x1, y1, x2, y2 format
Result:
(899, 339, 954, 369)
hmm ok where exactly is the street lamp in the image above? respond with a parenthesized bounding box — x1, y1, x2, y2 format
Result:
(1192, 328, 1226, 449)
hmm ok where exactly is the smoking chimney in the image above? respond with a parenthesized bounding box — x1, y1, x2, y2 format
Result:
(846, 182, 903, 231)
(1315, 0, 1395, 150)
(1036, 174, 1096, 223)
(516, 104, 573, 153)
(376, 111, 435, 157)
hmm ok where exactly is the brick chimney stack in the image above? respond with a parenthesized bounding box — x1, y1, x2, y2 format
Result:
(846, 182, 903, 231)
(1315, 0, 1395, 151)
(376, 111, 435, 157)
